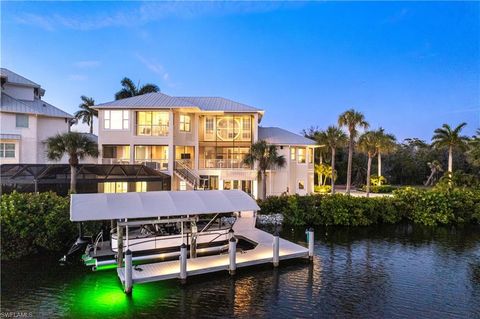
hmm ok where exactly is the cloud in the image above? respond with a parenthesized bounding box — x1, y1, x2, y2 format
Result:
(12, 2, 291, 31)
(136, 54, 177, 88)
(73, 60, 101, 68)
(68, 74, 88, 81)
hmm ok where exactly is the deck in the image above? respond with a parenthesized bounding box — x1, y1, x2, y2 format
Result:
(117, 213, 308, 284)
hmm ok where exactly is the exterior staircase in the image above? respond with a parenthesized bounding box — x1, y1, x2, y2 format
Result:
(174, 160, 201, 189)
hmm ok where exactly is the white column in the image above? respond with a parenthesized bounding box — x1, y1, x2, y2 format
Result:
(179, 243, 187, 284)
(273, 231, 280, 267)
(228, 236, 236, 275)
(124, 249, 133, 294)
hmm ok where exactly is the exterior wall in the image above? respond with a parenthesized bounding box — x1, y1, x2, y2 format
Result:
(0, 112, 38, 163)
(36, 116, 71, 163)
(3, 84, 34, 101)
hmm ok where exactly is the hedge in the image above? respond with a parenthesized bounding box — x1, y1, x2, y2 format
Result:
(258, 187, 480, 227)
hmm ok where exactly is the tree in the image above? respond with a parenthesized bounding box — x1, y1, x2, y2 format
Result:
(375, 128, 396, 183)
(358, 131, 379, 197)
(74, 96, 97, 134)
(431, 123, 469, 174)
(338, 109, 369, 194)
(114, 77, 160, 100)
(315, 163, 333, 186)
(319, 126, 348, 194)
(244, 140, 286, 200)
(467, 129, 480, 167)
(424, 160, 443, 186)
(44, 132, 99, 193)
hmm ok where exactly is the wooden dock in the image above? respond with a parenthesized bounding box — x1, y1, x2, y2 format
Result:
(117, 214, 309, 284)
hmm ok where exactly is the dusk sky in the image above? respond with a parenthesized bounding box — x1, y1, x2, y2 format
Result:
(1, 1, 479, 141)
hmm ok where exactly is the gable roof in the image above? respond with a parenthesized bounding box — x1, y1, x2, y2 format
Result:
(1, 68, 41, 88)
(1, 92, 73, 118)
(94, 92, 264, 113)
(258, 127, 317, 146)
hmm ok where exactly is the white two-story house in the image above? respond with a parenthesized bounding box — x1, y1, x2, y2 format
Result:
(0, 68, 73, 164)
(94, 92, 316, 198)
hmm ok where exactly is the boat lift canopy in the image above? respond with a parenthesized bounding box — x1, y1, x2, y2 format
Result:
(70, 190, 260, 222)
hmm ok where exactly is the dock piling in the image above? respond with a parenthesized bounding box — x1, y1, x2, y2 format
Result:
(273, 230, 280, 267)
(308, 228, 314, 260)
(117, 223, 124, 267)
(180, 244, 187, 284)
(124, 249, 133, 294)
(228, 236, 237, 275)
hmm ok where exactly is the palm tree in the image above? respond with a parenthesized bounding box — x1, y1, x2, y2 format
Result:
(244, 140, 286, 200)
(74, 96, 97, 134)
(375, 128, 396, 182)
(466, 129, 480, 167)
(320, 126, 347, 194)
(358, 131, 379, 197)
(44, 132, 99, 193)
(338, 109, 369, 194)
(424, 160, 443, 186)
(115, 77, 160, 100)
(431, 123, 469, 174)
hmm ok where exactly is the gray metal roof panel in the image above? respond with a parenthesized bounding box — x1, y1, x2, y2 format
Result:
(1, 93, 73, 118)
(95, 92, 195, 109)
(178, 97, 263, 112)
(0, 68, 41, 88)
(258, 127, 317, 146)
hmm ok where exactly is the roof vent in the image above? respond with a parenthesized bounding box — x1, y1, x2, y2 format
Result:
(42, 103, 46, 107)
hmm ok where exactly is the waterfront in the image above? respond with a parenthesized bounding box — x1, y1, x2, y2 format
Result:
(2, 223, 479, 318)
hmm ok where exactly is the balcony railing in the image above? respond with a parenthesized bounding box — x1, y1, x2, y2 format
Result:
(102, 158, 131, 165)
(199, 159, 252, 169)
(136, 124, 169, 137)
(134, 159, 169, 170)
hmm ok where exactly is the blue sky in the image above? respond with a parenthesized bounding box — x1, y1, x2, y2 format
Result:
(1, 1, 479, 141)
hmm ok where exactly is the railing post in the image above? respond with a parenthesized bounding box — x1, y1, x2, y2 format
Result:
(124, 249, 133, 295)
(228, 228, 234, 240)
(308, 227, 314, 261)
(117, 222, 123, 268)
(273, 230, 280, 267)
(179, 243, 187, 284)
(229, 236, 237, 275)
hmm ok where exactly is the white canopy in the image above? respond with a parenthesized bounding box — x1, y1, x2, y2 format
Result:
(70, 190, 260, 222)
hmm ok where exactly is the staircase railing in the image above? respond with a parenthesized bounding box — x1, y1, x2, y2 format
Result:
(174, 160, 200, 189)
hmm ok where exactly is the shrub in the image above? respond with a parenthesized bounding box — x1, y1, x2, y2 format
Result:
(361, 185, 396, 193)
(314, 185, 332, 193)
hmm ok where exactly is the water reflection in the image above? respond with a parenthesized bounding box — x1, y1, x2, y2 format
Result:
(1, 223, 479, 318)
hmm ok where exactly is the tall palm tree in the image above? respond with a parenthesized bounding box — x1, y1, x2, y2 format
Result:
(44, 132, 99, 193)
(74, 96, 97, 134)
(375, 128, 396, 182)
(467, 129, 480, 167)
(320, 126, 347, 194)
(338, 109, 369, 194)
(431, 123, 469, 174)
(244, 140, 286, 200)
(358, 131, 379, 197)
(114, 77, 160, 100)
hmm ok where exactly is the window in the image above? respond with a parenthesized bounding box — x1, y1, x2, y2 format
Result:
(103, 145, 130, 162)
(0, 143, 15, 158)
(103, 182, 128, 193)
(241, 117, 251, 140)
(308, 148, 314, 164)
(136, 111, 169, 136)
(290, 147, 296, 161)
(179, 180, 187, 191)
(205, 117, 215, 140)
(217, 117, 240, 141)
(298, 148, 306, 163)
(135, 145, 169, 169)
(298, 180, 305, 190)
(136, 182, 147, 192)
(16, 114, 29, 128)
(179, 115, 191, 132)
(104, 110, 129, 130)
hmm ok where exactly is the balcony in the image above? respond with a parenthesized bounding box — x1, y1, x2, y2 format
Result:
(134, 159, 169, 171)
(199, 159, 252, 170)
(102, 158, 130, 165)
(136, 124, 169, 137)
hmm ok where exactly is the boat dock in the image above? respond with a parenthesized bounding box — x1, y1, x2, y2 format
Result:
(117, 213, 311, 285)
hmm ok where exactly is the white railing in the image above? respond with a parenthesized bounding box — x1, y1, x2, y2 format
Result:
(134, 160, 169, 170)
(136, 124, 169, 137)
(102, 158, 131, 164)
(175, 160, 199, 187)
(199, 159, 252, 169)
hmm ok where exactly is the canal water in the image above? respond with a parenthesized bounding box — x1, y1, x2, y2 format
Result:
(2, 223, 480, 318)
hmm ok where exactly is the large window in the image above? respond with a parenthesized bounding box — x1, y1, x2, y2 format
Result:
(0, 143, 15, 158)
(202, 116, 252, 141)
(308, 148, 314, 164)
(103, 182, 128, 193)
(297, 148, 306, 163)
(136, 182, 147, 192)
(102, 145, 130, 163)
(179, 114, 191, 132)
(104, 110, 129, 130)
(136, 111, 169, 136)
(16, 114, 29, 128)
(135, 145, 169, 170)
(290, 147, 296, 161)
(200, 147, 250, 169)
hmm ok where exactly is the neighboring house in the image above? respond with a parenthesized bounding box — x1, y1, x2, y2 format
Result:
(94, 92, 316, 198)
(0, 68, 73, 164)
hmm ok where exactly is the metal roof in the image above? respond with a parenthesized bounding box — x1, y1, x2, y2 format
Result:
(0, 134, 21, 140)
(1, 93, 73, 118)
(178, 97, 263, 112)
(258, 127, 317, 146)
(95, 92, 264, 113)
(0, 68, 41, 88)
